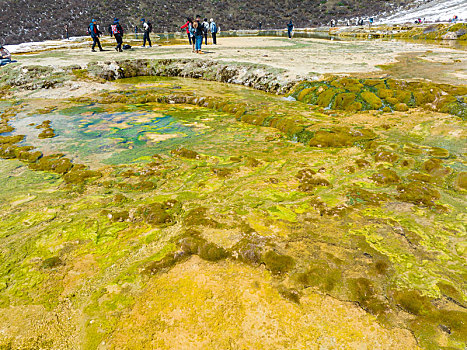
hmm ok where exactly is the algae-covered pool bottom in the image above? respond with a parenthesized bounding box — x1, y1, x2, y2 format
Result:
(0, 76, 466, 349)
(12, 107, 221, 166)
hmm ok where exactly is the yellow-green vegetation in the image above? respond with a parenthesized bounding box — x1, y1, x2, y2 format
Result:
(395, 23, 467, 41)
(334, 23, 467, 41)
(290, 76, 467, 119)
(0, 75, 466, 349)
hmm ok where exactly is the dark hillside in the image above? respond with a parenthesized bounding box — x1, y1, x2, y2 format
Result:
(1, 0, 417, 44)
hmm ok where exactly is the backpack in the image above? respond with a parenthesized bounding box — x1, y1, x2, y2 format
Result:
(203, 22, 209, 34)
(111, 24, 121, 35)
(147, 22, 153, 33)
(189, 23, 195, 36)
(195, 21, 203, 36)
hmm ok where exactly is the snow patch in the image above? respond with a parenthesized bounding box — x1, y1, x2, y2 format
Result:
(379, 0, 467, 24)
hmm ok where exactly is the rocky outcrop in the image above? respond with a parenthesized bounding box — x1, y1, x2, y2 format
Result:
(88, 59, 298, 94)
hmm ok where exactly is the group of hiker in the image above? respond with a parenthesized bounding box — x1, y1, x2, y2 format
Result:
(87, 16, 219, 54)
(88, 18, 153, 52)
(181, 16, 218, 53)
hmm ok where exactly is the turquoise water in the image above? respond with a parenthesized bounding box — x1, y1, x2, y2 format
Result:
(11, 108, 209, 166)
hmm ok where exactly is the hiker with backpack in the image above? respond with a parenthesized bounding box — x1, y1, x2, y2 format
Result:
(287, 20, 294, 39)
(88, 19, 103, 52)
(202, 18, 209, 45)
(141, 18, 152, 47)
(194, 15, 204, 54)
(64, 24, 69, 40)
(210, 19, 218, 45)
(110, 18, 124, 52)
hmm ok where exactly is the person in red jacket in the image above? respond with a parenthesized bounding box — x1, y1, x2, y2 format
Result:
(181, 18, 194, 46)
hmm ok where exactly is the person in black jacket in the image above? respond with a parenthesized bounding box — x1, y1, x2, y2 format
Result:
(287, 20, 294, 38)
(194, 15, 204, 53)
(202, 18, 209, 45)
(141, 18, 152, 47)
(110, 18, 124, 52)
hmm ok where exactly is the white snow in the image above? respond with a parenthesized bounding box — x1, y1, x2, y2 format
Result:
(4, 37, 86, 54)
(379, 0, 467, 24)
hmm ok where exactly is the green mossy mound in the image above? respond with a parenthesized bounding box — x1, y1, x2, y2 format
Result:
(38, 128, 56, 139)
(333, 93, 357, 110)
(137, 202, 174, 225)
(262, 250, 295, 275)
(393, 289, 433, 316)
(42, 256, 63, 269)
(296, 168, 330, 192)
(231, 238, 264, 265)
(347, 186, 387, 206)
(361, 91, 383, 109)
(397, 181, 441, 206)
(0, 144, 19, 159)
(374, 151, 398, 163)
(171, 147, 201, 160)
(63, 169, 102, 184)
(296, 263, 342, 292)
(29, 154, 73, 174)
(454, 172, 467, 190)
(308, 127, 376, 148)
(290, 77, 467, 118)
(370, 169, 401, 185)
(184, 207, 221, 228)
(394, 103, 409, 112)
(0, 135, 24, 145)
(348, 278, 387, 316)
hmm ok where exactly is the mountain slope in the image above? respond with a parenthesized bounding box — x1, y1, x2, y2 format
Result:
(2, 0, 415, 44)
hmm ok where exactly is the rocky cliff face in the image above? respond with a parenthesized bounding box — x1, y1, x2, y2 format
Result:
(1, 0, 417, 44)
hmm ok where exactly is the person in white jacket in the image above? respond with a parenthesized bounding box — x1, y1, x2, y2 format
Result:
(141, 18, 152, 47)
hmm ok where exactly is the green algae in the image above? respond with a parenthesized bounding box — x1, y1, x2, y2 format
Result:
(295, 263, 342, 292)
(0, 75, 466, 349)
(393, 289, 433, 316)
(262, 250, 295, 275)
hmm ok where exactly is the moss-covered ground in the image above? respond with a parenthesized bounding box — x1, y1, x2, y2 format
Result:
(0, 75, 465, 349)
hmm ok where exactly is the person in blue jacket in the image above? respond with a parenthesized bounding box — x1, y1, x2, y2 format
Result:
(89, 19, 103, 52)
(210, 18, 218, 45)
(287, 20, 294, 39)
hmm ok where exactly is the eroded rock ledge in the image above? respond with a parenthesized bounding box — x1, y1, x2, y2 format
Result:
(86, 59, 299, 94)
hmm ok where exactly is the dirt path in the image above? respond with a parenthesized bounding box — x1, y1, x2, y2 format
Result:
(10, 36, 467, 83)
